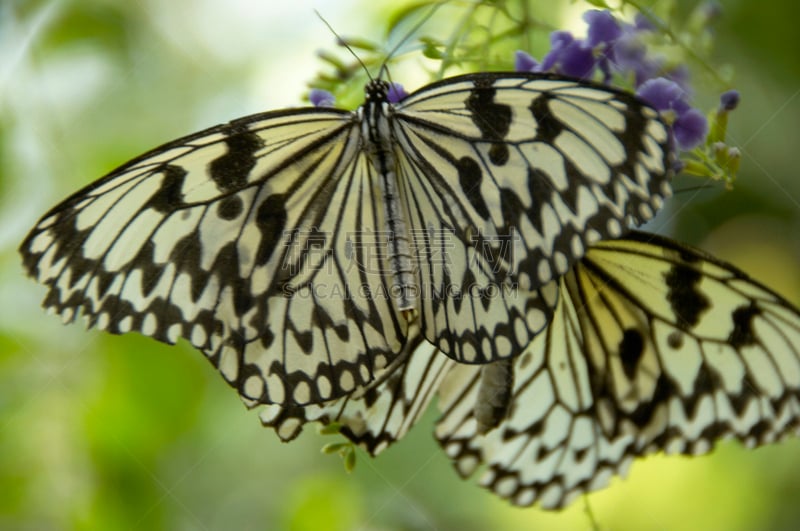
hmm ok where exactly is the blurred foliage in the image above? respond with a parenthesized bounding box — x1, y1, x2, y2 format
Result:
(2, 0, 800, 530)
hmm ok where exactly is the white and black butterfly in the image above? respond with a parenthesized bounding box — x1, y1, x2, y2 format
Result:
(261, 231, 800, 509)
(19, 72, 673, 407)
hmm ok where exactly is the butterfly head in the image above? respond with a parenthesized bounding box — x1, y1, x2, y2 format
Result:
(365, 80, 391, 105)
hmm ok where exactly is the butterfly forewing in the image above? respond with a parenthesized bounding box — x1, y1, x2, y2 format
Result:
(392, 73, 673, 363)
(435, 231, 800, 509)
(21, 109, 410, 406)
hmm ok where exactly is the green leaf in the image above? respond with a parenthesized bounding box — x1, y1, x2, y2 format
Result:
(321, 442, 349, 455)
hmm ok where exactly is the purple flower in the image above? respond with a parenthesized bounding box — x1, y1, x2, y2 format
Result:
(540, 31, 597, 79)
(387, 82, 408, 103)
(310, 89, 335, 107)
(637, 78, 707, 150)
(584, 10, 622, 47)
(720, 90, 740, 111)
(514, 50, 539, 72)
(636, 78, 689, 113)
(673, 108, 708, 150)
(511, 8, 729, 155)
(559, 42, 596, 78)
(550, 30, 574, 49)
(539, 31, 575, 72)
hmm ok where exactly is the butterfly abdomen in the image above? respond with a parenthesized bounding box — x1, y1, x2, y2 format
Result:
(362, 80, 416, 313)
(474, 358, 514, 434)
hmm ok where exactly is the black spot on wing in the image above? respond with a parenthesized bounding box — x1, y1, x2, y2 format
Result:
(465, 83, 512, 142)
(217, 195, 244, 220)
(133, 241, 164, 297)
(210, 241, 253, 317)
(210, 129, 264, 192)
(465, 82, 512, 168)
(499, 187, 525, 228)
(169, 231, 207, 301)
(258, 325, 275, 349)
(456, 157, 490, 220)
(529, 93, 562, 143)
(524, 168, 552, 235)
(146, 164, 187, 212)
(619, 328, 644, 380)
(664, 265, 710, 329)
(255, 194, 288, 266)
(488, 143, 509, 166)
(728, 303, 761, 348)
(667, 331, 684, 349)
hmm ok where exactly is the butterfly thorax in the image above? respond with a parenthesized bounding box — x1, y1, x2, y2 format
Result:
(361, 80, 416, 315)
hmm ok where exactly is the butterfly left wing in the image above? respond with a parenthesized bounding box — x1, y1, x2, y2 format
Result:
(435, 231, 800, 509)
(392, 73, 674, 363)
(260, 322, 454, 455)
(19, 109, 412, 407)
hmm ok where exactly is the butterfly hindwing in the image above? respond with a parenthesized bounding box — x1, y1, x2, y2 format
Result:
(392, 73, 674, 363)
(260, 323, 454, 456)
(435, 231, 800, 509)
(20, 109, 411, 406)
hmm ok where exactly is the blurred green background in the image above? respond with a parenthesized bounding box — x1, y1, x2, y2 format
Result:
(2, 0, 800, 530)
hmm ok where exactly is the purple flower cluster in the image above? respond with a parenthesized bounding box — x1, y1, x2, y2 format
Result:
(637, 78, 708, 150)
(515, 9, 724, 151)
(309, 8, 738, 160)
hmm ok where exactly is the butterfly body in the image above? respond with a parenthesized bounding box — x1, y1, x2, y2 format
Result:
(360, 80, 417, 312)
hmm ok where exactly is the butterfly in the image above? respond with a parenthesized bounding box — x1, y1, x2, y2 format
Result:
(260, 230, 800, 508)
(19, 72, 673, 407)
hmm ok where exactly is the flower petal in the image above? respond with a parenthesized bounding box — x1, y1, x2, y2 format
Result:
(584, 10, 622, 47)
(674, 108, 708, 150)
(309, 89, 335, 107)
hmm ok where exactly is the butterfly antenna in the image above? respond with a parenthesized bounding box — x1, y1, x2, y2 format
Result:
(315, 10, 373, 82)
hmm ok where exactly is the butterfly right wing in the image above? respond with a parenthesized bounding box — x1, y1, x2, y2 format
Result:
(392, 73, 674, 364)
(19, 109, 410, 407)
